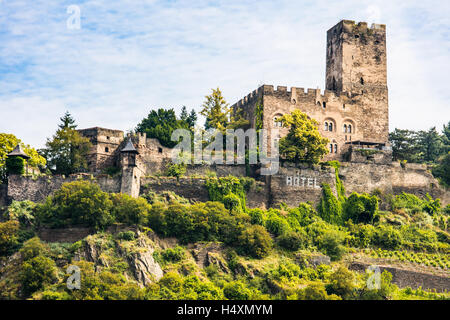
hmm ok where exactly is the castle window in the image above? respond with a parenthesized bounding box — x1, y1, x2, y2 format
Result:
(334, 144, 338, 153)
(329, 144, 333, 153)
(323, 102, 326, 108)
(343, 104, 346, 109)
(105, 147, 109, 153)
(324, 122, 329, 131)
(273, 115, 283, 128)
(328, 122, 333, 132)
(345, 135, 348, 141)
(292, 99, 297, 105)
(158, 147, 163, 153)
(355, 34, 360, 39)
(106, 136, 110, 140)
(348, 124, 352, 133)
(360, 77, 364, 85)
(343, 124, 348, 133)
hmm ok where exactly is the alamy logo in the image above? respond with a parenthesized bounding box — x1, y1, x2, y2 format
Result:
(366, 265, 381, 290)
(66, 265, 81, 290)
(67, 5, 81, 30)
(171, 128, 280, 175)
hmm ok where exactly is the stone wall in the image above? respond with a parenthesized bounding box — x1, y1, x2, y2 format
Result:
(7, 174, 121, 203)
(349, 261, 450, 292)
(185, 164, 247, 177)
(0, 184, 7, 208)
(269, 164, 337, 208)
(38, 227, 94, 243)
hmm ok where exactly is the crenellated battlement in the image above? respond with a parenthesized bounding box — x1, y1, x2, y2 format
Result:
(232, 85, 347, 109)
(330, 19, 386, 34)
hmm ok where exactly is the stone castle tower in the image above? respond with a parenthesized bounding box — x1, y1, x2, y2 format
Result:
(232, 20, 391, 161)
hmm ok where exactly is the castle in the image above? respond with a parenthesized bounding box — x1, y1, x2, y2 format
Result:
(3, 20, 449, 209)
(75, 20, 392, 181)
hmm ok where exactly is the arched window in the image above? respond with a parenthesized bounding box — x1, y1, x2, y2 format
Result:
(273, 115, 283, 128)
(334, 144, 338, 153)
(323, 102, 327, 108)
(348, 124, 352, 133)
(328, 122, 333, 132)
(343, 124, 348, 133)
(360, 77, 364, 85)
(105, 147, 109, 153)
(317, 101, 321, 107)
(329, 144, 333, 153)
(324, 122, 328, 131)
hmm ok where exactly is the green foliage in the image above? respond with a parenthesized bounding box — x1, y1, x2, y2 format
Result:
(117, 231, 136, 241)
(343, 192, 379, 224)
(317, 230, 346, 261)
(0, 220, 20, 256)
(41, 112, 92, 174)
(201, 88, 231, 132)
(248, 208, 265, 226)
(223, 281, 252, 300)
(278, 110, 329, 163)
(205, 176, 253, 212)
(36, 180, 114, 230)
(222, 193, 242, 213)
(5, 156, 25, 175)
(136, 108, 192, 148)
(19, 237, 49, 260)
(236, 225, 272, 258)
(391, 192, 441, 215)
(160, 246, 185, 264)
(277, 230, 308, 251)
(297, 283, 341, 300)
(0, 132, 46, 182)
(325, 266, 357, 300)
(265, 212, 291, 236)
(164, 163, 187, 179)
(317, 183, 343, 225)
(372, 225, 403, 250)
(110, 193, 151, 225)
(20, 255, 58, 296)
(4, 200, 36, 227)
(432, 152, 450, 187)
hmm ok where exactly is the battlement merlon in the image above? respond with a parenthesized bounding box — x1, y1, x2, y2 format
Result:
(231, 84, 346, 110)
(327, 19, 386, 35)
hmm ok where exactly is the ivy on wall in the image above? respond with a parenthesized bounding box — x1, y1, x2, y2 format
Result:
(205, 176, 255, 212)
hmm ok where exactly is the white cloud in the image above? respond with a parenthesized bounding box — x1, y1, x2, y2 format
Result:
(0, 0, 448, 148)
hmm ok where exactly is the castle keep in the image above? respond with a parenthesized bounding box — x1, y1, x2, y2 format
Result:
(232, 20, 390, 161)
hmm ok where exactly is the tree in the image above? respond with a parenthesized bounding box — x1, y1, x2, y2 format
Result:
(278, 110, 329, 163)
(416, 127, 443, 163)
(187, 109, 198, 128)
(42, 112, 91, 175)
(200, 88, 230, 132)
(326, 266, 357, 299)
(0, 220, 20, 256)
(388, 129, 420, 162)
(432, 152, 450, 187)
(136, 108, 190, 148)
(343, 192, 379, 224)
(20, 255, 58, 297)
(0, 133, 46, 182)
(442, 121, 450, 152)
(36, 180, 114, 230)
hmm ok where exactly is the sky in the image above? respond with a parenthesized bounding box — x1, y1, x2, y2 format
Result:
(0, 0, 449, 148)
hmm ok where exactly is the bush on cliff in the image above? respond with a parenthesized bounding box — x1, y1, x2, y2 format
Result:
(36, 181, 114, 230)
(343, 192, 379, 224)
(0, 220, 20, 256)
(110, 193, 151, 225)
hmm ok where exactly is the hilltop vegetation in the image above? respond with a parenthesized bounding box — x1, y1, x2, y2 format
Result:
(0, 175, 448, 300)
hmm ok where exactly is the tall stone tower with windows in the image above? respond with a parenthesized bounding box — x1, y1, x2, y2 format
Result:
(231, 20, 391, 161)
(325, 20, 389, 144)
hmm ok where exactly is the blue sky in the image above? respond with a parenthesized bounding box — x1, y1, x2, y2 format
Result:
(0, 0, 449, 148)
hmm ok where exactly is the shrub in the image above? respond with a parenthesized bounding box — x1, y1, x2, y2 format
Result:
(372, 225, 403, 250)
(117, 231, 136, 241)
(4, 200, 36, 227)
(249, 208, 265, 226)
(343, 192, 379, 224)
(0, 220, 20, 256)
(317, 230, 346, 261)
(110, 193, 151, 225)
(298, 283, 341, 300)
(223, 281, 252, 300)
(20, 255, 58, 296)
(165, 163, 186, 179)
(222, 193, 242, 213)
(317, 183, 342, 225)
(277, 230, 308, 251)
(19, 237, 48, 261)
(236, 225, 272, 258)
(326, 266, 357, 300)
(36, 180, 114, 230)
(5, 156, 25, 175)
(161, 246, 185, 263)
(265, 213, 290, 236)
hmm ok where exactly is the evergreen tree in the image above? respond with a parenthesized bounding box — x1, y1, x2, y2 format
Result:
(187, 109, 197, 128)
(42, 113, 91, 174)
(180, 106, 189, 122)
(416, 127, 443, 163)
